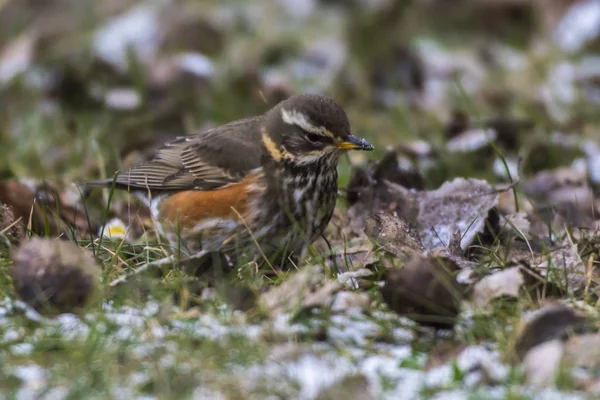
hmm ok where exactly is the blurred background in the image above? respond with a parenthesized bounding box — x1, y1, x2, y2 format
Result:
(0, 0, 599, 233)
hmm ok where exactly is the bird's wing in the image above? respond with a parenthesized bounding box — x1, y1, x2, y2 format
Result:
(97, 116, 265, 192)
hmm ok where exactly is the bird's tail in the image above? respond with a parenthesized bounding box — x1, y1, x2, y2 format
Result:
(78, 178, 136, 192)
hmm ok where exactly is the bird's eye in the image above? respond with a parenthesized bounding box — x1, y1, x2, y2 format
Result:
(304, 131, 322, 143)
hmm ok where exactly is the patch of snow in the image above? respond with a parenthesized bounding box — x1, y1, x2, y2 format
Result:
(554, 1, 600, 53)
(93, 4, 163, 71)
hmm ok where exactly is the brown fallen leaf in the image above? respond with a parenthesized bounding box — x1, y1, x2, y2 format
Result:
(523, 167, 595, 229)
(533, 239, 586, 293)
(0, 180, 55, 235)
(11, 237, 101, 315)
(0, 202, 24, 248)
(381, 254, 466, 329)
(325, 243, 379, 273)
(371, 149, 425, 190)
(336, 269, 375, 290)
(160, 9, 224, 56)
(0, 180, 97, 239)
(489, 237, 570, 297)
(415, 178, 499, 251)
(514, 302, 590, 360)
(259, 265, 342, 316)
(348, 151, 501, 253)
(365, 212, 424, 261)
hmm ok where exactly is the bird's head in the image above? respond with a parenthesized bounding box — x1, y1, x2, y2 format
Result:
(262, 94, 374, 165)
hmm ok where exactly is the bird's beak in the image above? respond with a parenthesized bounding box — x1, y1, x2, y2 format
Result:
(336, 134, 374, 151)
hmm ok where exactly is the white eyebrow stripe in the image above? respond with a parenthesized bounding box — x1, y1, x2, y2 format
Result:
(281, 108, 325, 136)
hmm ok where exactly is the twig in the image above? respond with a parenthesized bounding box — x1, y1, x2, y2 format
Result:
(108, 250, 208, 287)
(0, 216, 23, 235)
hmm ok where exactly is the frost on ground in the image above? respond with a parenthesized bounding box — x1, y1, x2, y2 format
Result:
(0, 297, 590, 399)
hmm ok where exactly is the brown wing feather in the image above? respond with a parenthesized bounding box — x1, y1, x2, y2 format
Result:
(87, 116, 265, 192)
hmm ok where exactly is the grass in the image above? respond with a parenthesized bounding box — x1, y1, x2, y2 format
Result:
(2, 0, 600, 398)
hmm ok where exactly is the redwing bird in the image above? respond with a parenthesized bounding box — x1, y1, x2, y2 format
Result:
(85, 94, 374, 268)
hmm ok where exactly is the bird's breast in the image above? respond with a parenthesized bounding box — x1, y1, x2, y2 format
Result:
(274, 154, 339, 236)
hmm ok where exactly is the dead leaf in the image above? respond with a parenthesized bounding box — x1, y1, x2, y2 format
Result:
(381, 254, 465, 329)
(325, 243, 379, 273)
(323, 208, 368, 246)
(425, 342, 467, 369)
(0, 180, 56, 236)
(533, 240, 586, 293)
(523, 167, 596, 229)
(302, 281, 342, 310)
(11, 237, 101, 314)
(564, 332, 600, 368)
(371, 149, 425, 190)
(523, 339, 564, 387)
(336, 268, 374, 289)
(499, 212, 531, 237)
(496, 187, 533, 215)
(0, 30, 36, 84)
(0, 180, 100, 239)
(514, 302, 589, 360)
(259, 265, 342, 316)
(365, 212, 423, 260)
(415, 178, 499, 251)
(0, 202, 24, 246)
(473, 266, 524, 308)
(331, 291, 371, 312)
(347, 156, 500, 254)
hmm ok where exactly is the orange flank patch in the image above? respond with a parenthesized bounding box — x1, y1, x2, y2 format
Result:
(158, 173, 259, 228)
